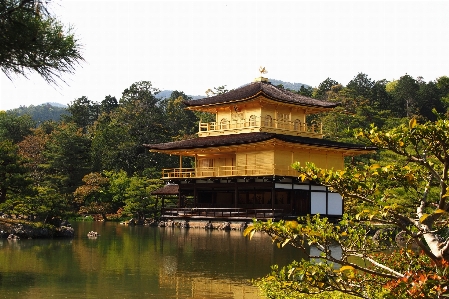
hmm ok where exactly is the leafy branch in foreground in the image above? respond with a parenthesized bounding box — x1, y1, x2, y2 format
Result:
(0, 0, 84, 83)
(245, 117, 449, 298)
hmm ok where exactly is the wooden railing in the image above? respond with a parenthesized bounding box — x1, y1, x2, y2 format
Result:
(161, 165, 298, 178)
(198, 116, 322, 137)
(162, 207, 284, 219)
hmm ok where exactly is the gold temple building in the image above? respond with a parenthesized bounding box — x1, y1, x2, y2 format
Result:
(145, 76, 374, 220)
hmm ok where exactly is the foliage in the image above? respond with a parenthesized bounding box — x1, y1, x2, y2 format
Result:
(246, 116, 449, 298)
(313, 78, 340, 100)
(91, 81, 180, 174)
(0, 0, 83, 83)
(205, 85, 229, 96)
(64, 96, 100, 132)
(160, 91, 198, 141)
(74, 172, 114, 219)
(74, 170, 163, 220)
(8, 103, 69, 124)
(42, 122, 91, 194)
(9, 186, 70, 223)
(0, 111, 35, 143)
(17, 123, 53, 183)
(121, 176, 162, 220)
(0, 139, 32, 204)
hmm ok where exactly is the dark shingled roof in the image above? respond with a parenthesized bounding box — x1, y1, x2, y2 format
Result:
(151, 184, 179, 195)
(184, 81, 338, 108)
(144, 132, 376, 151)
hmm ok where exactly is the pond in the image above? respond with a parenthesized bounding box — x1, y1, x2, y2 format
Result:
(0, 221, 304, 299)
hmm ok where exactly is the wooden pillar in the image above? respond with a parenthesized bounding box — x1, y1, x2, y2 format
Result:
(194, 180, 197, 207)
(234, 182, 238, 208)
(178, 190, 183, 208)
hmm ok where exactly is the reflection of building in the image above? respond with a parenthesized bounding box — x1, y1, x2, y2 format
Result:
(145, 77, 375, 219)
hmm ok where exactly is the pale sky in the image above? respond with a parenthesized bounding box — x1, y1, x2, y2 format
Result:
(1, 1, 449, 111)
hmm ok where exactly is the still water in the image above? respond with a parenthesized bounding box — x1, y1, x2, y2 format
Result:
(0, 221, 303, 299)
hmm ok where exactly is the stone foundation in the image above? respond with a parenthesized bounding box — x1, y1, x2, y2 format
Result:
(156, 220, 249, 231)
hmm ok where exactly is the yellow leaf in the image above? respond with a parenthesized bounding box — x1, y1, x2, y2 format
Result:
(243, 226, 254, 237)
(405, 173, 415, 182)
(341, 231, 347, 236)
(286, 221, 298, 229)
(435, 209, 446, 214)
(249, 229, 255, 240)
(419, 214, 429, 223)
(370, 164, 381, 170)
(340, 265, 355, 272)
(409, 117, 417, 129)
(282, 238, 290, 247)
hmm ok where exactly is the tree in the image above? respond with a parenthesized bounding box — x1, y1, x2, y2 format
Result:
(17, 123, 53, 183)
(0, 111, 35, 143)
(346, 73, 374, 101)
(205, 85, 229, 97)
(0, 140, 31, 204)
(11, 186, 70, 223)
(388, 74, 420, 118)
(245, 117, 449, 298)
(160, 91, 198, 141)
(297, 85, 313, 97)
(43, 122, 91, 194)
(74, 172, 114, 220)
(121, 176, 161, 221)
(92, 81, 173, 174)
(416, 80, 445, 121)
(0, 0, 83, 83)
(64, 96, 100, 131)
(314, 78, 340, 100)
(100, 95, 118, 115)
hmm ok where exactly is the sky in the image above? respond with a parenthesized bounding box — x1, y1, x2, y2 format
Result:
(1, 1, 449, 111)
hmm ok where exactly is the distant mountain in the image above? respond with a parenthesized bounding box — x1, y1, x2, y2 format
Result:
(9, 103, 69, 124)
(45, 102, 67, 108)
(156, 90, 204, 100)
(267, 79, 310, 91)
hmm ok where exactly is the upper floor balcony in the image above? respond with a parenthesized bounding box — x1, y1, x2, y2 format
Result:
(161, 165, 299, 179)
(198, 115, 323, 138)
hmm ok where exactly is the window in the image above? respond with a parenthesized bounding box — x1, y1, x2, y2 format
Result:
(249, 115, 257, 126)
(220, 118, 229, 129)
(264, 115, 272, 127)
(199, 159, 213, 168)
(294, 119, 301, 131)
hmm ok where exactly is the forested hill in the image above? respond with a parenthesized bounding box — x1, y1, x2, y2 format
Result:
(268, 79, 310, 90)
(6, 80, 305, 124)
(8, 103, 69, 124)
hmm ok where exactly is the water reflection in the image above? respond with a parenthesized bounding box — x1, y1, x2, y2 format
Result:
(0, 222, 304, 299)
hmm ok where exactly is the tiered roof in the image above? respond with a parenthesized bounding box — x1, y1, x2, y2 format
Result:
(144, 132, 375, 152)
(184, 81, 338, 108)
